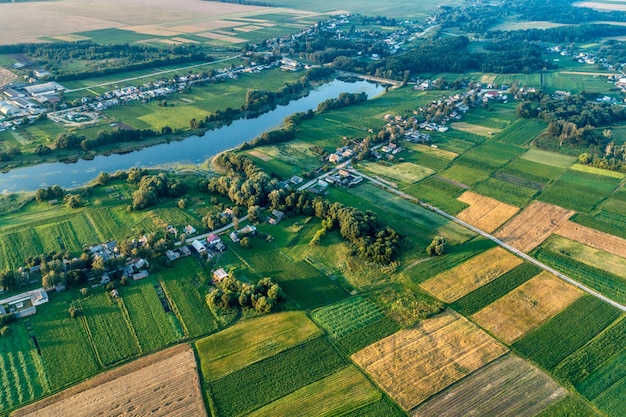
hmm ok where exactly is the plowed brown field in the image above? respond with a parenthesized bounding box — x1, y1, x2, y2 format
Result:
(14, 345, 207, 417)
(495, 201, 575, 252)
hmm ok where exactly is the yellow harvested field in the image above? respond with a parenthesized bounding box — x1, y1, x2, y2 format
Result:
(0, 0, 268, 45)
(352, 310, 508, 411)
(14, 345, 206, 417)
(123, 25, 185, 37)
(234, 25, 264, 32)
(169, 20, 241, 34)
(197, 32, 244, 43)
(556, 221, 626, 258)
(451, 122, 500, 137)
(420, 247, 523, 303)
(0, 68, 17, 89)
(495, 201, 575, 252)
(472, 272, 583, 344)
(457, 191, 520, 233)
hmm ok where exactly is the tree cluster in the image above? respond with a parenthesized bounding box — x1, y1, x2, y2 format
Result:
(81, 127, 158, 151)
(426, 236, 446, 256)
(130, 173, 186, 211)
(35, 185, 65, 203)
(316, 92, 368, 113)
(206, 276, 283, 314)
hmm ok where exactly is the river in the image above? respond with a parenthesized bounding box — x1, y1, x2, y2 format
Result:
(0, 80, 384, 193)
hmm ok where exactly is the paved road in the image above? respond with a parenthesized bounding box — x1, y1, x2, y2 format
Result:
(348, 167, 626, 313)
(64, 55, 243, 93)
(297, 161, 351, 191)
(174, 215, 248, 246)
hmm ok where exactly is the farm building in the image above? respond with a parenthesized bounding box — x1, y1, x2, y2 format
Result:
(230, 232, 240, 242)
(191, 239, 207, 254)
(0, 288, 48, 318)
(213, 268, 229, 282)
(132, 270, 149, 281)
(24, 82, 65, 97)
(165, 250, 180, 261)
(239, 225, 257, 236)
(180, 246, 192, 256)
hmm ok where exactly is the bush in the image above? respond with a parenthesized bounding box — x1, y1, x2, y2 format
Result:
(0, 325, 10, 336)
(68, 306, 79, 318)
(426, 236, 447, 256)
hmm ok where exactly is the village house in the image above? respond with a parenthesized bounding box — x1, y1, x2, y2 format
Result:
(0, 288, 49, 318)
(213, 268, 229, 283)
(229, 231, 240, 242)
(191, 240, 207, 254)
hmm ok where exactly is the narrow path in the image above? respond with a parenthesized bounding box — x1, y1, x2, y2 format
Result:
(348, 167, 626, 313)
(174, 215, 249, 246)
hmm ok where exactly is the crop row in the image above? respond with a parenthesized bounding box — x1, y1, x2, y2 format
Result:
(572, 211, 626, 240)
(209, 337, 347, 417)
(338, 316, 400, 354)
(405, 177, 468, 214)
(452, 262, 541, 315)
(77, 294, 141, 366)
(576, 349, 626, 401)
(473, 177, 537, 207)
(499, 157, 564, 184)
(534, 248, 626, 304)
(312, 297, 385, 339)
(494, 118, 546, 145)
(513, 296, 621, 370)
(539, 169, 621, 213)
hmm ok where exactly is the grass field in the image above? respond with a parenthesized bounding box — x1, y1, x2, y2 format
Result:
(246, 366, 382, 417)
(451, 262, 542, 315)
(359, 161, 435, 185)
(207, 337, 347, 417)
(404, 176, 468, 214)
(493, 118, 547, 145)
(352, 310, 508, 411)
(311, 297, 400, 353)
(457, 191, 519, 232)
(0, 324, 48, 413)
(520, 148, 576, 168)
(403, 142, 457, 171)
(472, 271, 583, 344)
(496, 157, 566, 186)
(195, 311, 321, 381)
(513, 296, 622, 370)
(538, 169, 621, 212)
(420, 246, 523, 303)
(495, 201, 575, 252)
(413, 354, 567, 417)
(473, 177, 538, 207)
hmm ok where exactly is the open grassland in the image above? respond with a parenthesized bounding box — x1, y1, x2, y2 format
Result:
(404, 237, 496, 285)
(534, 246, 626, 305)
(246, 366, 383, 417)
(457, 191, 519, 232)
(76, 293, 141, 366)
(29, 292, 100, 391)
(556, 220, 626, 258)
(539, 169, 621, 212)
(345, 183, 475, 244)
(420, 246, 523, 303)
(520, 148, 576, 168)
(207, 337, 348, 417)
(404, 176, 468, 214)
(195, 311, 321, 381)
(0, 325, 48, 413)
(352, 310, 508, 411)
(311, 297, 400, 354)
(495, 201, 575, 252)
(451, 263, 542, 316)
(14, 345, 207, 417)
(413, 354, 567, 417)
(119, 280, 181, 353)
(472, 272, 583, 344)
(359, 161, 435, 185)
(158, 257, 219, 338)
(544, 235, 626, 279)
(513, 296, 622, 370)
(493, 118, 547, 145)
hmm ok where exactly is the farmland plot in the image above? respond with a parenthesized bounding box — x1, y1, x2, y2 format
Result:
(246, 366, 382, 417)
(495, 201, 575, 252)
(472, 177, 538, 207)
(413, 354, 566, 417)
(520, 148, 575, 168)
(493, 118, 547, 145)
(196, 311, 321, 381)
(538, 169, 621, 212)
(556, 221, 626, 258)
(456, 191, 519, 232)
(14, 345, 207, 417)
(77, 293, 141, 366)
(420, 246, 523, 303)
(472, 272, 583, 344)
(352, 310, 508, 411)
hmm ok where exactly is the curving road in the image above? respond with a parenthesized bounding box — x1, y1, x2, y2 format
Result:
(345, 167, 626, 313)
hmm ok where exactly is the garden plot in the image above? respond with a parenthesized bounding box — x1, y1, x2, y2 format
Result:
(352, 310, 508, 411)
(14, 345, 206, 417)
(420, 247, 523, 303)
(472, 271, 583, 344)
(412, 354, 566, 417)
(495, 201, 575, 252)
(456, 191, 519, 232)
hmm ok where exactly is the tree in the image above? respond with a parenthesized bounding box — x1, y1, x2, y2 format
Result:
(239, 237, 250, 248)
(95, 171, 111, 186)
(0, 270, 17, 292)
(426, 236, 446, 256)
(247, 205, 262, 223)
(68, 306, 79, 318)
(178, 198, 186, 209)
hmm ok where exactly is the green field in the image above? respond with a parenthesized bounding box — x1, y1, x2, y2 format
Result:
(77, 293, 141, 366)
(473, 177, 537, 207)
(404, 176, 468, 214)
(311, 297, 399, 353)
(120, 280, 181, 352)
(196, 311, 321, 381)
(403, 142, 457, 171)
(538, 169, 621, 212)
(359, 161, 435, 185)
(451, 263, 541, 315)
(207, 337, 348, 417)
(493, 118, 547, 145)
(497, 157, 566, 185)
(0, 324, 48, 412)
(535, 395, 601, 417)
(158, 257, 219, 338)
(572, 210, 626, 239)
(520, 148, 576, 168)
(513, 296, 622, 370)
